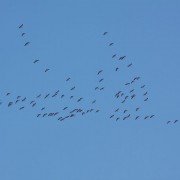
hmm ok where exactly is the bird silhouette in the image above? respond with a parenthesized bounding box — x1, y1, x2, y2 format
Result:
(66, 77, 71, 81)
(174, 120, 178, 124)
(97, 70, 103, 75)
(24, 42, 30, 46)
(109, 43, 114, 46)
(18, 24, 23, 28)
(127, 63, 132, 67)
(70, 86, 75, 90)
(112, 54, 116, 58)
(19, 106, 25, 110)
(45, 68, 50, 72)
(33, 60, 40, 64)
(119, 56, 126, 60)
(21, 33, 26, 36)
(103, 32, 108, 35)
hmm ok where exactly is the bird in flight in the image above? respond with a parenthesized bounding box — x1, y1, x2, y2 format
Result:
(144, 98, 148, 101)
(174, 120, 178, 124)
(127, 63, 133, 67)
(8, 102, 13, 107)
(135, 116, 140, 120)
(167, 121, 171, 124)
(6, 93, 10, 96)
(66, 77, 71, 81)
(119, 56, 126, 60)
(103, 32, 108, 35)
(112, 54, 116, 58)
(21, 33, 26, 36)
(141, 85, 146, 89)
(77, 98, 83, 102)
(71, 86, 75, 90)
(97, 70, 103, 75)
(45, 68, 50, 72)
(136, 107, 140, 111)
(109, 43, 114, 46)
(150, 115, 155, 118)
(19, 106, 25, 110)
(24, 42, 30, 46)
(115, 108, 119, 112)
(110, 115, 114, 118)
(18, 24, 23, 28)
(33, 60, 40, 64)
(45, 94, 50, 99)
(115, 67, 119, 71)
(144, 116, 149, 120)
(99, 78, 104, 83)
(92, 100, 96, 104)
(143, 92, 148, 96)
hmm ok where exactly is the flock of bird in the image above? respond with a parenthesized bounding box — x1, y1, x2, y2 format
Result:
(0, 24, 178, 125)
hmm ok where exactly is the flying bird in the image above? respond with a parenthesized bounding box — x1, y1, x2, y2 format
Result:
(97, 70, 103, 75)
(150, 115, 155, 118)
(115, 67, 119, 71)
(77, 98, 83, 102)
(6, 93, 10, 96)
(37, 114, 41, 117)
(119, 56, 126, 60)
(99, 78, 104, 82)
(63, 107, 68, 110)
(21, 33, 26, 36)
(115, 108, 119, 112)
(109, 43, 114, 46)
(127, 63, 132, 67)
(143, 92, 148, 96)
(24, 42, 30, 46)
(45, 94, 50, 99)
(112, 54, 117, 58)
(144, 116, 149, 120)
(92, 100, 96, 104)
(135, 116, 140, 120)
(8, 102, 13, 107)
(141, 85, 146, 88)
(167, 121, 171, 124)
(45, 68, 50, 72)
(66, 77, 71, 81)
(144, 98, 148, 101)
(174, 120, 179, 124)
(110, 115, 114, 118)
(103, 32, 108, 35)
(19, 106, 25, 110)
(18, 24, 23, 28)
(70, 86, 75, 90)
(33, 60, 40, 64)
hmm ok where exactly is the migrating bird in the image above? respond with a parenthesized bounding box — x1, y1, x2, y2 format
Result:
(19, 106, 25, 110)
(92, 100, 96, 104)
(127, 63, 133, 67)
(17, 96, 21, 99)
(21, 33, 26, 36)
(100, 87, 104, 91)
(167, 121, 171, 124)
(8, 102, 13, 107)
(70, 86, 75, 90)
(77, 98, 83, 102)
(6, 93, 10, 96)
(63, 107, 68, 110)
(115, 67, 119, 71)
(123, 110, 128, 113)
(136, 107, 140, 111)
(96, 110, 100, 113)
(24, 42, 30, 46)
(130, 89, 135, 93)
(150, 115, 155, 118)
(143, 92, 148, 96)
(125, 83, 130, 86)
(70, 96, 74, 99)
(97, 70, 103, 75)
(18, 24, 23, 28)
(36, 94, 41, 98)
(110, 115, 114, 118)
(22, 97, 26, 102)
(115, 108, 119, 112)
(135, 116, 140, 120)
(45, 68, 50, 72)
(61, 95, 65, 98)
(15, 100, 20, 104)
(33, 60, 40, 64)
(37, 114, 41, 117)
(41, 107, 45, 111)
(144, 116, 149, 120)
(44, 94, 50, 99)
(174, 120, 179, 124)
(66, 77, 71, 81)
(116, 117, 120, 121)
(109, 42, 114, 46)
(131, 94, 136, 99)
(103, 32, 108, 35)
(112, 54, 116, 58)
(95, 87, 99, 90)
(43, 113, 47, 117)
(119, 56, 126, 60)
(99, 78, 104, 82)
(144, 98, 148, 101)
(141, 85, 146, 89)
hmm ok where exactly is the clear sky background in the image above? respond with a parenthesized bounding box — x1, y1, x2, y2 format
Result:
(0, 0, 180, 180)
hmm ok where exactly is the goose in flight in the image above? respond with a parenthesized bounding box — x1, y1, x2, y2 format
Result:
(66, 77, 71, 81)
(115, 67, 119, 71)
(150, 115, 155, 118)
(63, 107, 68, 110)
(21, 33, 26, 36)
(61, 94, 65, 98)
(45, 68, 50, 72)
(103, 32, 108, 35)
(70, 96, 74, 99)
(143, 92, 148, 96)
(95, 87, 99, 90)
(6, 93, 10, 96)
(22, 97, 26, 102)
(144, 98, 148, 101)
(130, 89, 135, 93)
(112, 54, 116, 58)
(141, 85, 146, 88)
(43, 113, 47, 117)
(97, 70, 103, 75)
(144, 116, 149, 120)
(70, 86, 75, 90)
(30, 101, 35, 104)
(77, 98, 83, 102)
(136, 107, 140, 111)
(135, 116, 140, 120)
(36, 94, 41, 98)
(174, 120, 178, 124)
(99, 78, 104, 82)
(33, 60, 40, 64)
(24, 42, 30, 46)
(116, 117, 120, 121)
(110, 115, 114, 118)
(115, 108, 119, 112)
(109, 42, 114, 46)
(125, 83, 130, 86)
(45, 94, 50, 99)
(19, 106, 25, 110)
(100, 87, 104, 90)
(41, 107, 45, 111)
(131, 94, 136, 99)
(123, 110, 128, 113)
(37, 114, 41, 117)
(8, 102, 13, 107)
(18, 24, 23, 28)
(17, 96, 21, 99)
(119, 56, 126, 60)
(32, 103, 36, 107)
(167, 121, 171, 124)
(96, 110, 100, 113)
(92, 100, 96, 104)
(127, 63, 133, 67)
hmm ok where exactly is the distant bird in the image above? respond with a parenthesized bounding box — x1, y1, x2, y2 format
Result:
(96, 110, 100, 113)
(15, 100, 20, 104)
(36, 94, 41, 98)
(123, 110, 128, 113)
(144, 98, 148, 101)
(55, 90, 59, 94)
(136, 107, 140, 111)
(141, 85, 146, 88)
(44, 94, 50, 99)
(43, 113, 47, 117)
(99, 78, 104, 82)
(97, 70, 103, 75)
(127, 114, 131, 118)
(116, 117, 120, 121)
(71, 86, 75, 90)
(33, 60, 40, 64)
(8, 102, 13, 107)
(135, 116, 140, 120)
(24, 42, 30, 46)
(63, 107, 68, 110)
(125, 83, 130, 86)
(30, 101, 35, 104)
(123, 116, 127, 120)
(52, 93, 57, 98)
(22, 97, 26, 102)
(115, 108, 119, 112)
(21, 33, 26, 36)
(109, 43, 114, 46)
(127, 63, 132, 67)
(37, 114, 41, 117)
(144, 116, 149, 120)
(77, 98, 83, 102)
(100, 87, 104, 90)
(82, 112, 85, 115)
(119, 56, 126, 60)
(19, 106, 25, 110)
(45, 68, 50, 72)
(70, 96, 74, 99)
(95, 87, 99, 90)
(150, 115, 155, 118)
(110, 115, 114, 118)
(6, 93, 10, 96)
(70, 114, 75, 118)
(121, 100, 126, 103)
(130, 89, 135, 93)
(41, 107, 45, 111)
(103, 32, 108, 35)
(54, 112, 59, 116)
(131, 94, 136, 99)
(167, 121, 171, 124)
(112, 54, 116, 58)
(115, 67, 119, 71)
(131, 80, 135, 84)
(66, 77, 71, 81)
(143, 92, 148, 96)
(58, 117, 63, 120)
(174, 120, 178, 124)
(125, 96, 129, 100)
(92, 100, 96, 104)
(17, 96, 21, 99)
(61, 95, 65, 98)
(18, 24, 23, 28)
(32, 103, 36, 107)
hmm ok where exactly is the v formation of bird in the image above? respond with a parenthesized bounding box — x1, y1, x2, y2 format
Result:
(0, 25, 178, 125)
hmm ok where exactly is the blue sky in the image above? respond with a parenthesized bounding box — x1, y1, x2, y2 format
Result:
(0, 0, 180, 179)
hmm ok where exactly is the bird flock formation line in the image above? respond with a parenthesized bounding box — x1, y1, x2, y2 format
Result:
(0, 25, 178, 125)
